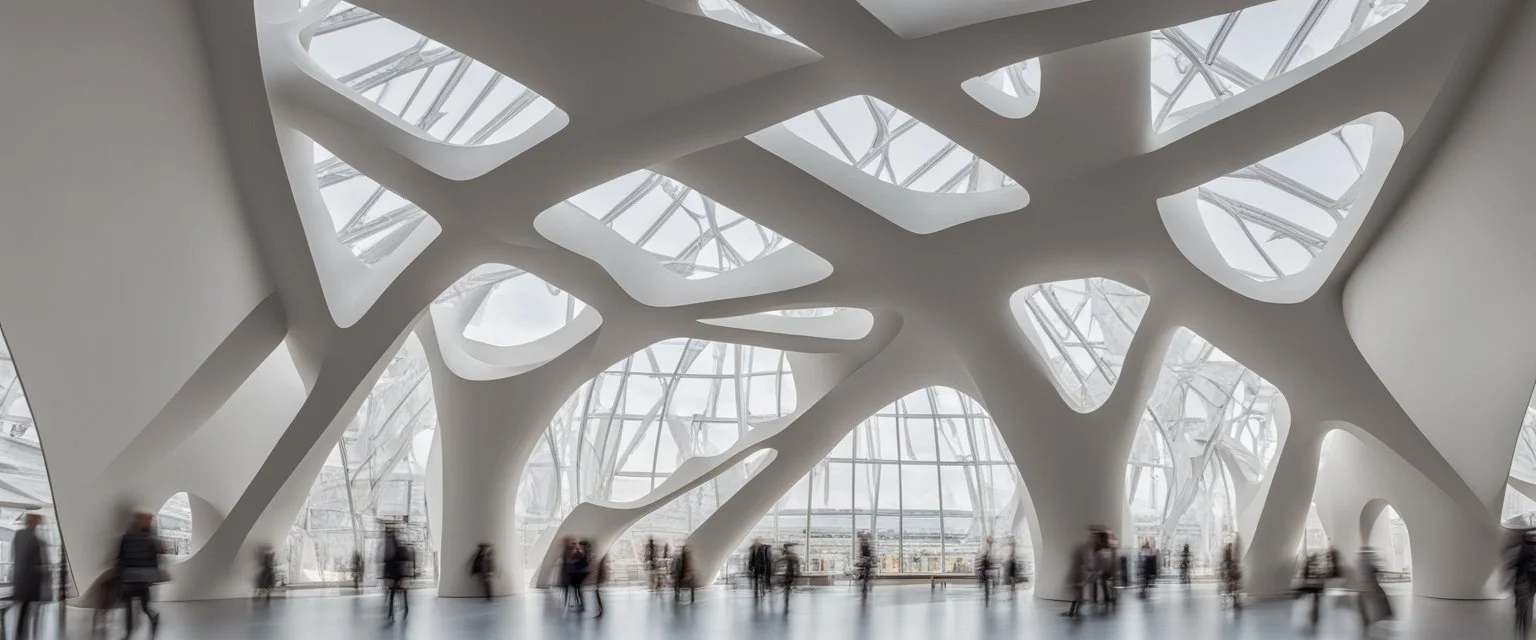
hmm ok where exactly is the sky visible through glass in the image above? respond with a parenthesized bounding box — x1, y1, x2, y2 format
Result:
(306, 2, 560, 146)
(515, 339, 795, 571)
(743, 387, 1027, 577)
(567, 171, 792, 279)
(265, 0, 1438, 583)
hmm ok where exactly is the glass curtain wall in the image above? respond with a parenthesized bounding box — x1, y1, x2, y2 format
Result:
(1501, 390, 1536, 526)
(286, 334, 438, 585)
(515, 340, 795, 570)
(742, 387, 1029, 577)
(0, 327, 61, 586)
(604, 450, 775, 584)
(1126, 329, 1283, 574)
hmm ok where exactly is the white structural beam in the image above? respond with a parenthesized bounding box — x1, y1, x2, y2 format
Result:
(0, 0, 1528, 606)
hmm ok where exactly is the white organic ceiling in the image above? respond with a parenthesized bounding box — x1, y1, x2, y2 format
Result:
(5, 0, 1524, 603)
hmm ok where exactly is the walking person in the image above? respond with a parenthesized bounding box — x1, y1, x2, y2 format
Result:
(779, 543, 801, 612)
(1511, 531, 1536, 637)
(857, 533, 876, 600)
(350, 551, 364, 592)
(976, 539, 995, 605)
(9, 513, 46, 639)
(1005, 539, 1023, 597)
(1061, 531, 1093, 619)
(1357, 547, 1393, 631)
(645, 537, 662, 592)
(116, 512, 163, 639)
(1179, 543, 1192, 586)
(672, 543, 696, 604)
(1093, 531, 1117, 612)
(382, 526, 411, 623)
(471, 544, 496, 601)
(1139, 540, 1159, 599)
(565, 540, 590, 612)
(1220, 541, 1243, 612)
(1298, 553, 1325, 628)
(254, 547, 278, 602)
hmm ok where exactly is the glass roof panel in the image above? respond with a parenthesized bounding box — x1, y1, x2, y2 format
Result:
(435, 264, 587, 347)
(1151, 0, 1414, 133)
(783, 96, 1018, 193)
(306, 2, 561, 146)
(1194, 123, 1375, 281)
(1013, 278, 1150, 412)
(311, 142, 434, 265)
(567, 171, 792, 279)
(697, 0, 807, 46)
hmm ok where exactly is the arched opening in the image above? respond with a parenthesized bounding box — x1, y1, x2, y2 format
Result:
(514, 339, 796, 578)
(603, 450, 777, 585)
(738, 387, 1034, 582)
(284, 333, 439, 588)
(156, 493, 193, 557)
(1126, 327, 1285, 577)
(1360, 499, 1412, 582)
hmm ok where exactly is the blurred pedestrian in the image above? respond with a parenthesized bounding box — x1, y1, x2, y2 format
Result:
(1510, 530, 1536, 636)
(9, 513, 46, 639)
(382, 526, 411, 622)
(471, 544, 496, 601)
(254, 547, 278, 602)
(1139, 540, 1159, 599)
(116, 512, 162, 638)
(1179, 544, 1192, 586)
(976, 538, 995, 605)
(779, 543, 800, 612)
(351, 551, 364, 592)
(1357, 547, 1393, 630)
(673, 543, 696, 603)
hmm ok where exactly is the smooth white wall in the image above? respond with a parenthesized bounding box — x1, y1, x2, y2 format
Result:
(1346, 0, 1536, 514)
(0, 0, 274, 581)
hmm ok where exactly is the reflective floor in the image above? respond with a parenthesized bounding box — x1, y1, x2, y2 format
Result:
(4, 583, 1515, 639)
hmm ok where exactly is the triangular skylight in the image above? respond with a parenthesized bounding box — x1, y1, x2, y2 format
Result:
(782, 96, 1017, 193)
(964, 58, 1042, 119)
(567, 171, 792, 279)
(311, 142, 435, 264)
(698, 0, 806, 46)
(1151, 0, 1418, 132)
(435, 265, 587, 348)
(305, 2, 564, 146)
(1193, 122, 1376, 282)
(1011, 279, 1149, 412)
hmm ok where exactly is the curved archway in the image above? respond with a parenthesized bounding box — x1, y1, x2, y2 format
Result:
(738, 386, 1035, 579)
(1359, 499, 1413, 580)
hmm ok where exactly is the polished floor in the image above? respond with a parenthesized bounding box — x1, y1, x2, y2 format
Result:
(5, 583, 1517, 639)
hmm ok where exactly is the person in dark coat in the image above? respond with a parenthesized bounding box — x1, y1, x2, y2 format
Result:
(10, 513, 47, 639)
(255, 547, 278, 602)
(116, 511, 162, 639)
(382, 527, 411, 622)
(470, 544, 496, 601)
